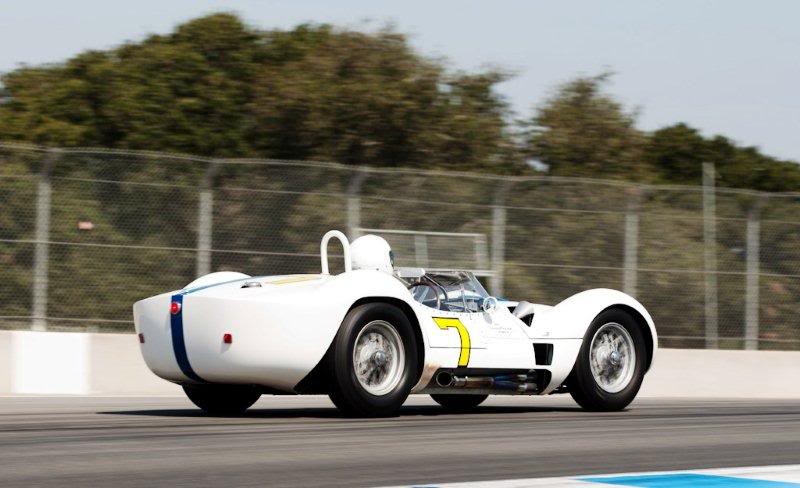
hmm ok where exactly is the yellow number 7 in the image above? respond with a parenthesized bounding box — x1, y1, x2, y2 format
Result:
(433, 317, 471, 367)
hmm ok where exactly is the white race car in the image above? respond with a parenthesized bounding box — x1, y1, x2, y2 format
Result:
(134, 230, 657, 416)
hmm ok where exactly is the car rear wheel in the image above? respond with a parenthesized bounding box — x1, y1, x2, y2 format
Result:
(431, 394, 488, 411)
(566, 308, 646, 411)
(182, 384, 261, 415)
(328, 302, 418, 417)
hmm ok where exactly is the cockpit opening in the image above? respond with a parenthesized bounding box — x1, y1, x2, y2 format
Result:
(397, 268, 490, 313)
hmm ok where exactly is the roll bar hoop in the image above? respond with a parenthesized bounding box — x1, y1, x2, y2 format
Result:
(320, 230, 352, 275)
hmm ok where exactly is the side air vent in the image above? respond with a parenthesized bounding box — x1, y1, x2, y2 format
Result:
(241, 281, 262, 288)
(533, 343, 553, 366)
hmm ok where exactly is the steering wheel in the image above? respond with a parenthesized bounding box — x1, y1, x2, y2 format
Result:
(408, 281, 442, 310)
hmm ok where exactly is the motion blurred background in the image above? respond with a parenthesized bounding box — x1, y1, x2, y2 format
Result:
(1, 1, 799, 351)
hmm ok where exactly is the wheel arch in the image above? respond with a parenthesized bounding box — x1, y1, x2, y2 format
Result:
(348, 296, 426, 384)
(540, 289, 657, 368)
(534, 289, 657, 394)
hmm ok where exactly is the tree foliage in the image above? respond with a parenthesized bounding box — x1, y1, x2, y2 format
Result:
(0, 14, 520, 172)
(1, 13, 798, 188)
(648, 123, 800, 191)
(525, 74, 650, 180)
(526, 74, 800, 190)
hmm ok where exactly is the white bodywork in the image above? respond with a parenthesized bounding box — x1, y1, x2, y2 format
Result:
(133, 231, 657, 396)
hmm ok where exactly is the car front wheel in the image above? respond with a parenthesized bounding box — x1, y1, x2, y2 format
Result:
(567, 308, 647, 411)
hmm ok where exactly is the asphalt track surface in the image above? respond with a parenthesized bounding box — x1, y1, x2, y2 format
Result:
(0, 396, 798, 487)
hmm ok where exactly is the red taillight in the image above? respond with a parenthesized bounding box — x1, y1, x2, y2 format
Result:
(223, 333, 232, 344)
(138, 333, 145, 344)
(170, 301, 181, 315)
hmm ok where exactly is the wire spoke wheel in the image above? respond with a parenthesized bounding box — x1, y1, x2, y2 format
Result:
(329, 302, 418, 416)
(589, 322, 636, 393)
(352, 320, 406, 396)
(568, 309, 647, 411)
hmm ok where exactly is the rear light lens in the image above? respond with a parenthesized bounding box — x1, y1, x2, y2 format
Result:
(170, 301, 181, 315)
(138, 333, 145, 344)
(223, 333, 233, 344)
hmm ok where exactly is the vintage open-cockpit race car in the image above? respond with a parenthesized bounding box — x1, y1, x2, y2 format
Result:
(133, 230, 657, 416)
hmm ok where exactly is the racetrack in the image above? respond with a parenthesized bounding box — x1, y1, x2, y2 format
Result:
(0, 396, 798, 487)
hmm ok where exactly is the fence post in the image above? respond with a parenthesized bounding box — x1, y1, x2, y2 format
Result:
(623, 187, 641, 297)
(346, 168, 367, 241)
(744, 200, 761, 350)
(490, 181, 511, 296)
(703, 162, 718, 349)
(414, 234, 429, 268)
(31, 149, 60, 331)
(195, 160, 220, 278)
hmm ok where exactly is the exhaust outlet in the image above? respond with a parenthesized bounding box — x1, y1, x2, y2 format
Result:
(435, 371, 455, 387)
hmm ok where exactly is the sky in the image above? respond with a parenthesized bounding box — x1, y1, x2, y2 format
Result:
(1, 0, 799, 161)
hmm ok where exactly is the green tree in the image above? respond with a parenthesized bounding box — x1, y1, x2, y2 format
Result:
(0, 13, 520, 172)
(524, 73, 651, 180)
(647, 123, 800, 191)
(645, 123, 708, 183)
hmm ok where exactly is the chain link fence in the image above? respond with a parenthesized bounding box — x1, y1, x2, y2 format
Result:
(1, 143, 799, 350)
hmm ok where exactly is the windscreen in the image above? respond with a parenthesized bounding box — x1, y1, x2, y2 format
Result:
(409, 271, 489, 312)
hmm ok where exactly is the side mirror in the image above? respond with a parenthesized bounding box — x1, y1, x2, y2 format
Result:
(482, 296, 498, 313)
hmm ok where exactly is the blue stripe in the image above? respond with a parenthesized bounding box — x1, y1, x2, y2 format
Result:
(169, 293, 205, 382)
(170, 277, 263, 382)
(170, 275, 286, 382)
(581, 473, 800, 487)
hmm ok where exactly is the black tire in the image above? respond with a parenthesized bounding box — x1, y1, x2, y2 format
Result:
(431, 394, 488, 411)
(328, 302, 419, 417)
(182, 384, 261, 415)
(567, 308, 647, 411)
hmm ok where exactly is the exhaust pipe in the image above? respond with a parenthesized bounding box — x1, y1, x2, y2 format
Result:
(433, 371, 542, 394)
(435, 371, 455, 387)
(434, 372, 484, 388)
